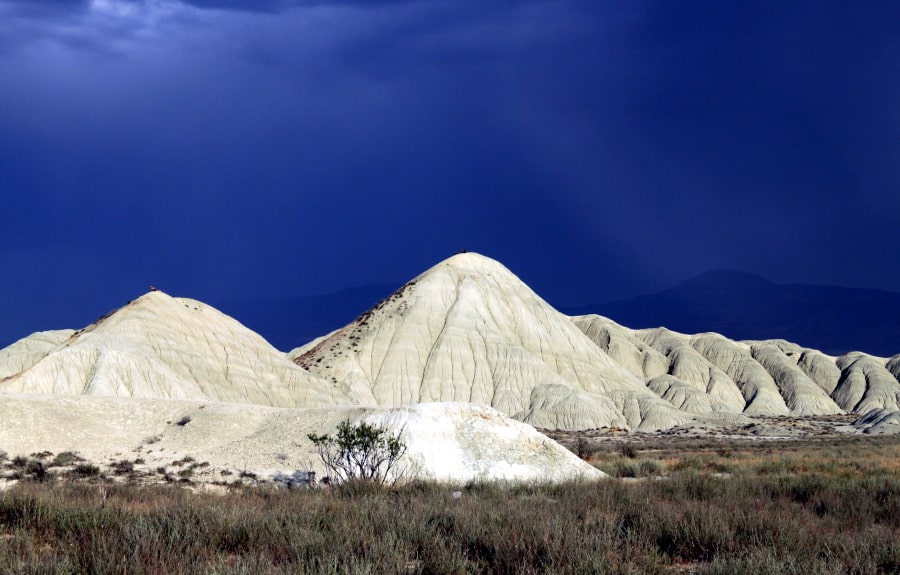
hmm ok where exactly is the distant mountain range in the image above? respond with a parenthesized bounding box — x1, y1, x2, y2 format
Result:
(562, 270, 900, 357)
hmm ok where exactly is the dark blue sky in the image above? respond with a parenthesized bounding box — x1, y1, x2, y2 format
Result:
(1, 0, 897, 342)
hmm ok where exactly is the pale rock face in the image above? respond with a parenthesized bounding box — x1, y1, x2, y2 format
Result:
(833, 353, 900, 413)
(647, 375, 715, 414)
(748, 340, 842, 396)
(795, 350, 843, 395)
(886, 355, 900, 382)
(571, 316, 668, 380)
(354, 403, 605, 483)
(603, 390, 695, 431)
(853, 408, 900, 435)
(294, 253, 660, 430)
(0, 330, 75, 380)
(514, 384, 627, 431)
(573, 320, 857, 419)
(0, 292, 349, 409)
(687, 333, 791, 416)
(749, 343, 843, 415)
(629, 329, 748, 414)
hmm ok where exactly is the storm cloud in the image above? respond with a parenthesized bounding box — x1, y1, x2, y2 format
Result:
(0, 0, 897, 343)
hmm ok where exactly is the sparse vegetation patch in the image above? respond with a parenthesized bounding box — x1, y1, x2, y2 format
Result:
(0, 435, 896, 573)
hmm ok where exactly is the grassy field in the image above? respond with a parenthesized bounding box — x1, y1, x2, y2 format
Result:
(0, 435, 898, 574)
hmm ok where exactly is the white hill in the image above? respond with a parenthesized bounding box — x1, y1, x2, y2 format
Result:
(1, 252, 899, 486)
(0, 291, 349, 409)
(0, 394, 600, 484)
(833, 353, 900, 413)
(573, 314, 898, 427)
(293, 253, 689, 431)
(0, 329, 74, 380)
(353, 403, 603, 482)
(0, 285, 603, 484)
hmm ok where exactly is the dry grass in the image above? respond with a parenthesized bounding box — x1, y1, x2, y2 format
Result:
(0, 434, 897, 574)
(550, 425, 900, 479)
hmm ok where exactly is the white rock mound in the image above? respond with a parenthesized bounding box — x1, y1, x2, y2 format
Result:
(571, 315, 668, 380)
(686, 333, 792, 416)
(886, 355, 900, 381)
(647, 375, 716, 414)
(795, 348, 842, 395)
(293, 253, 678, 431)
(0, 330, 75, 380)
(573, 314, 900, 431)
(0, 292, 349, 409)
(353, 403, 605, 483)
(833, 353, 900, 413)
(0, 394, 599, 484)
(748, 343, 843, 415)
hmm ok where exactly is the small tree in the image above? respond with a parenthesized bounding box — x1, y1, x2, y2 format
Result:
(307, 419, 407, 486)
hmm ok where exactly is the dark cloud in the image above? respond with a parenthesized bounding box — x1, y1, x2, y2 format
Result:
(0, 0, 897, 344)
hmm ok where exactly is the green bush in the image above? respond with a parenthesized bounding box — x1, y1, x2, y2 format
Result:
(308, 419, 406, 486)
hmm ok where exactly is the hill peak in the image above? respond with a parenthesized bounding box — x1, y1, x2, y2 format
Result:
(294, 251, 675, 430)
(429, 252, 511, 275)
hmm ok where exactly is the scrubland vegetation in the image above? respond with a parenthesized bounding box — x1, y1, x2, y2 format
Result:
(0, 435, 898, 574)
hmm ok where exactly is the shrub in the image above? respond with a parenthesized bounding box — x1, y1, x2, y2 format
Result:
(111, 460, 135, 475)
(605, 458, 665, 478)
(308, 419, 406, 486)
(575, 437, 597, 460)
(25, 460, 47, 482)
(640, 459, 665, 476)
(71, 463, 100, 478)
(50, 452, 84, 467)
